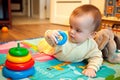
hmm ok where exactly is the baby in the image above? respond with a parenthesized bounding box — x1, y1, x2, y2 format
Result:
(38, 4, 103, 77)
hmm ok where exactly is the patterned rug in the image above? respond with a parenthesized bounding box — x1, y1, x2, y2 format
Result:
(0, 38, 120, 80)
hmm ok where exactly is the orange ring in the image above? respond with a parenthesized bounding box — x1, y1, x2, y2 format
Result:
(5, 58, 34, 71)
(7, 53, 31, 63)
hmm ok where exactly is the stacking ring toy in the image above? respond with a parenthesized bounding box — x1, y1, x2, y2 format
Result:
(7, 53, 31, 63)
(5, 58, 34, 71)
(2, 67, 35, 79)
(57, 31, 67, 45)
(9, 43, 29, 57)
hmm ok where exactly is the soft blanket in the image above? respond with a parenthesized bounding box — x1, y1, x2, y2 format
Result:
(0, 38, 120, 80)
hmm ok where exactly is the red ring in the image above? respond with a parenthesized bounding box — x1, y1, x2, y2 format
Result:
(5, 58, 34, 71)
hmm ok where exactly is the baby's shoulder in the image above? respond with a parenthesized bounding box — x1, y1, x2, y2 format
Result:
(88, 38, 98, 47)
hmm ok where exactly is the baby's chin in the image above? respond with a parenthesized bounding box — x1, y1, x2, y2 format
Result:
(68, 37, 84, 44)
(69, 37, 78, 43)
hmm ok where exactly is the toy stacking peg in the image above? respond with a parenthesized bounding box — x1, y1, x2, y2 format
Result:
(2, 43, 35, 79)
(9, 43, 29, 57)
(56, 31, 67, 45)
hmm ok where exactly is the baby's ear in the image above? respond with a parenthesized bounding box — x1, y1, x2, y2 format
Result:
(90, 32, 96, 38)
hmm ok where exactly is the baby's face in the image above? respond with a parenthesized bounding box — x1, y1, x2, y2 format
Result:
(68, 14, 94, 44)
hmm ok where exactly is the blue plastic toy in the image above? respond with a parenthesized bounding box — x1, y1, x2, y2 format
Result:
(2, 67, 35, 79)
(57, 31, 67, 45)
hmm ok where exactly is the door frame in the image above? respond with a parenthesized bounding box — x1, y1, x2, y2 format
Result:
(30, 0, 50, 19)
(12, 0, 50, 19)
(11, 0, 26, 16)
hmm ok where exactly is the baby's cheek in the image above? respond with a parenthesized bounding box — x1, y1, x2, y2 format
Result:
(77, 36, 86, 42)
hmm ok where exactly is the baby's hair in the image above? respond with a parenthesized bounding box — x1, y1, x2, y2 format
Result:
(70, 4, 102, 31)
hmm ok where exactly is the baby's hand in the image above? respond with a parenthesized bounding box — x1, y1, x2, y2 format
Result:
(45, 30, 60, 46)
(82, 68, 96, 77)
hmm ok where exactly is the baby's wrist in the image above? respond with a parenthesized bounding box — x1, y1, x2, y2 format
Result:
(87, 64, 98, 72)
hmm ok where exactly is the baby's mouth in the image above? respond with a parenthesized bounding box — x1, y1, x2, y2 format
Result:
(69, 35, 74, 39)
(69, 35, 75, 42)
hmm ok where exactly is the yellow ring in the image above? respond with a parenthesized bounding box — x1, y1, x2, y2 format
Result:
(7, 53, 31, 63)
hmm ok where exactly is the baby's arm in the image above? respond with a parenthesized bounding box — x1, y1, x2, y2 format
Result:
(82, 56, 103, 77)
(82, 45, 103, 77)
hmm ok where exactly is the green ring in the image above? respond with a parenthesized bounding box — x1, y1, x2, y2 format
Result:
(9, 47, 29, 57)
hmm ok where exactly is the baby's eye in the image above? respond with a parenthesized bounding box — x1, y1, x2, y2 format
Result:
(70, 25, 72, 29)
(76, 29, 81, 32)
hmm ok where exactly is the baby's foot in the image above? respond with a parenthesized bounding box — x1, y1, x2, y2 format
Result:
(107, 54, 120, 63)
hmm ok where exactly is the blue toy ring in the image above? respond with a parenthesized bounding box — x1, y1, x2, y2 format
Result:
(57, 31, 67, 45)
(2, 67, 35, 79)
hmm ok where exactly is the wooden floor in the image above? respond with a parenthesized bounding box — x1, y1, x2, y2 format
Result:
(0, 18, 120, 43)
(0, 23, 69, 42)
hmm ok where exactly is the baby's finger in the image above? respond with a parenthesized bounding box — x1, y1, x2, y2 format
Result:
(54, 30, 60, 36)
(51, 34, 58, 44)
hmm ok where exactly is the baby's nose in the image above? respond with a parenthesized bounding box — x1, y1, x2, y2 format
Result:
(70, 29, 75, 34)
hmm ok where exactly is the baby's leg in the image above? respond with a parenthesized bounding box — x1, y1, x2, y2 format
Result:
(107, 39, 120, 63)
(114, 34, 120, 49)
(102, 48, 108, 59)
